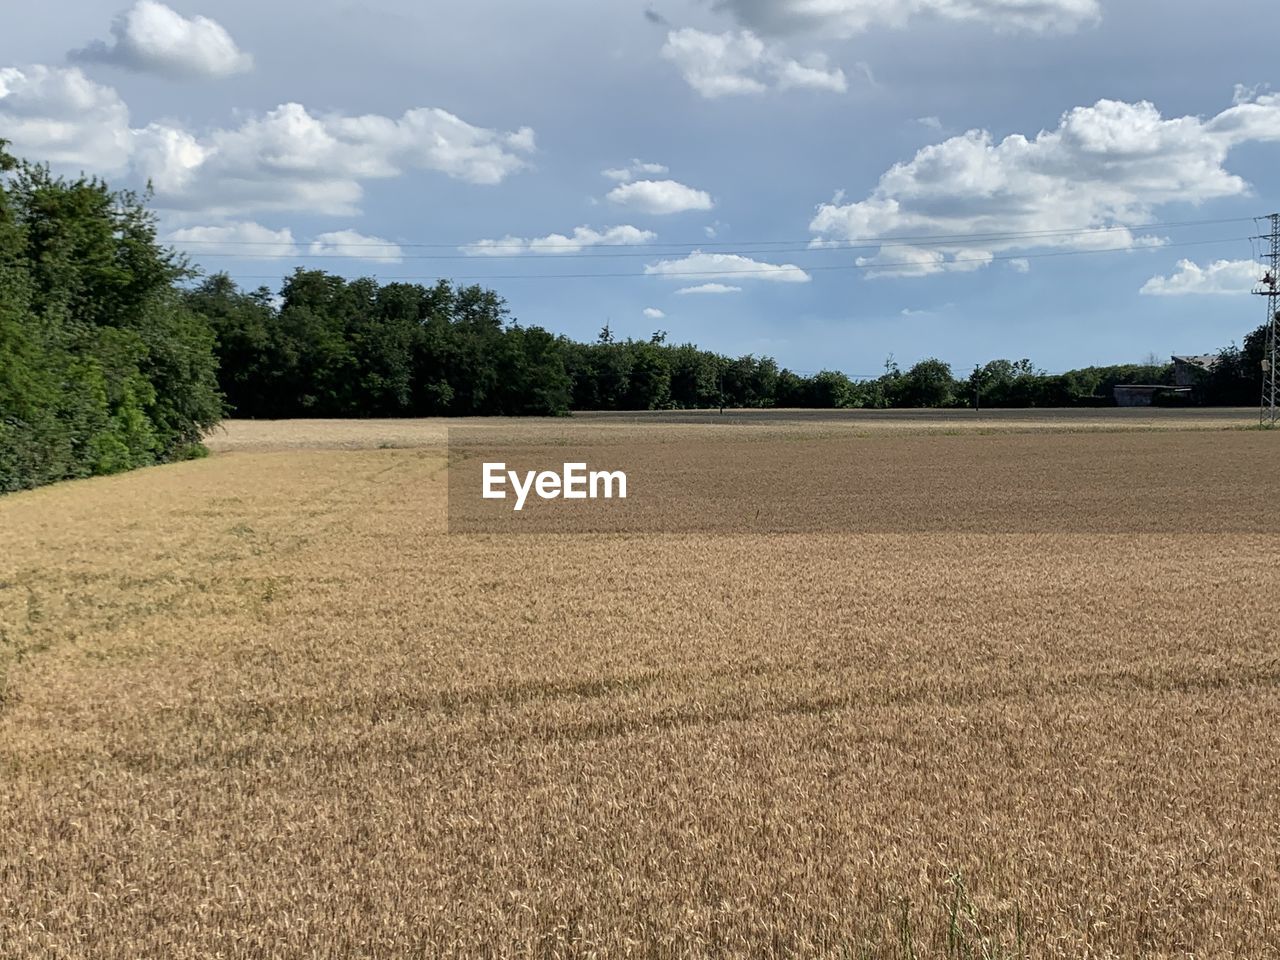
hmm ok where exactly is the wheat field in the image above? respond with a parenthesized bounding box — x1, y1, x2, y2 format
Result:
(2, 411, 1278, 958)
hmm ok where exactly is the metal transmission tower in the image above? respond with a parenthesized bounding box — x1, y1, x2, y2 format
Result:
(1255, 214, 1280, 426)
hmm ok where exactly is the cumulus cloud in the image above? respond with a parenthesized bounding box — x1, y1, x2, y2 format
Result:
(308, 230, 404, 263)
(131, 123, 209, 193)
(643, 307, 667, 318)
(810, 92, 1280, 278)
(608, 179, 713, 215)
(647, 251, 810, 283)
(177, 103, 534, 213)
(165, 223, 405, 264)
(70, 1, 252, 79)
(661, 28, 846, 98)
(602, 159, 669, 182)
(143, 102, 532, 216)
(853, 245, 993, 278)
(676, 282, 744, 294)
(714, 0, 1100, 37)
(463, 225, 656, 255)
(150, 104, 534, 215)
(774, 57, 849, 93)
(167, 221, 298, 258)
(1140, 259, 1264, 296)
(0, 65, 133, 172)
(0, 65, 536, 217)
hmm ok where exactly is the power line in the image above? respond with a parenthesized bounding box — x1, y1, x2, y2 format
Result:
(164, 216, 1257, 254)
(179, 227, 1221, 262)
(211, 235, 1247, 282)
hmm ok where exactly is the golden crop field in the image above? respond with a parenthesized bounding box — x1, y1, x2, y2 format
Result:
(2, 409, 1278, 959)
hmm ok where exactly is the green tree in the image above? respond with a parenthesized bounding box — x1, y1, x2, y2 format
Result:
(898, 358, 957, 407)
(624, 339, 673, 410)
(184, 275, 278, 417)
(1, 144, 222, 491)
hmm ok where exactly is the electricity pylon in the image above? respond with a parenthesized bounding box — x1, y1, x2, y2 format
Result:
(1253, 214, 1280, 426)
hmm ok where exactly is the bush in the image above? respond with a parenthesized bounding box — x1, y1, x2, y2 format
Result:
(0, 142, 222, 492)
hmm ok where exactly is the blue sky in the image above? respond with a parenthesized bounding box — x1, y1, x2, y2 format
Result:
(3, 0, 1278, 374)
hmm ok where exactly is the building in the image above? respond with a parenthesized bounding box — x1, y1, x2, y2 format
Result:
(1171, 354, 1220, 387)
(1113, 384, 1192, 407)
(1112, 354, 1219, 405)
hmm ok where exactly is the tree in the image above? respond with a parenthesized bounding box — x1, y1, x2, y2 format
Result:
(1, 145, 222, 491)
(185, 275, 278, 417)
(623, 339, 672, 410)
(805, 370, 854, 408)
(668, 345, 722, 409)
(496, 324, 572, 415)
(898, 358, 956, 407)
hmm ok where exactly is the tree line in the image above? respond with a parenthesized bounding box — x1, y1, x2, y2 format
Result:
(189, 267, 1270, 418)
(1, 141, 1273, 493)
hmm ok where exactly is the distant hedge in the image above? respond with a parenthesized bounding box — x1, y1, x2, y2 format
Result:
(0, 142, 223, 492)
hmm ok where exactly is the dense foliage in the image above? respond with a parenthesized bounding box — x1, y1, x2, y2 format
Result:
(0, 143, 222, 492)
(190, 269, 1272, 419)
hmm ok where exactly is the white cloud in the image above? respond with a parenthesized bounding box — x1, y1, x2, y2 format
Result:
(608, 179, 713, 215)
(1140, 259, 1263, 296)
(643, 307, 667, 318)
(308, 230, 404, 263)
(661, 28, 846, 98)
(663, 29, 766, 97)
(853, 244, 993, 278)
(150, 102, 534, 216)
(774, 56, 848, 93)
(465, 225, 655, 256)
(1233, 82, 1270, 106)
(899, 302, 953, 318)
(167, 221, 297, 258)
(167, 224, 406, 264)
(132, 122, 208, 193)
(676, 282, 744, 294)
(0, 66, 536, 217)
(602, 159, 669, 182)
(70, 1, 252, 79)
(463, 224, 656, 255)
(714, 0, 1100, 37)
(810, 92, 1280, 278)
(648, 251, 810, 283)
(1007, 258, 1030, 273)
(916, 116, 943, 131)
(0, 65, 133, 172)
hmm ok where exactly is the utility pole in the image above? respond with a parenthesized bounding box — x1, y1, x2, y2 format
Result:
(1253, 214, 1280, 426)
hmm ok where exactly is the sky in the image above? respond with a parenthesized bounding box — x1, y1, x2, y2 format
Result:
(3, 0, 1279, 375)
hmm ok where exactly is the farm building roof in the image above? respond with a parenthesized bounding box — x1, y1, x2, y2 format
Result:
(1171, 354, 1220, 369)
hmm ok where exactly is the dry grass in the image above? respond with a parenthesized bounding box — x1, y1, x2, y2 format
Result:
(2, 411, 1279, 958)
(202, 407, 1263, 452)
